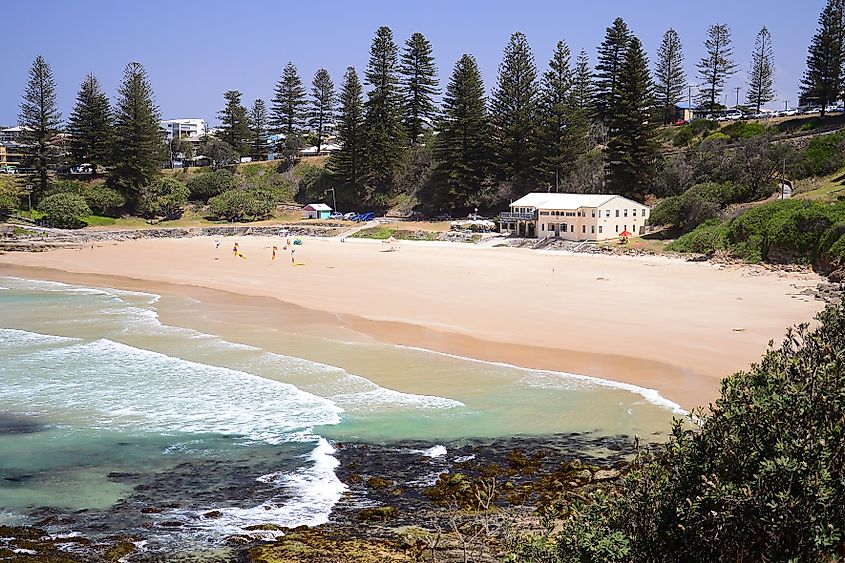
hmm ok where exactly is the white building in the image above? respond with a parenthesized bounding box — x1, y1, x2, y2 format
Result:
(161, 118, 208, 143)
(500, 193, 650, 240)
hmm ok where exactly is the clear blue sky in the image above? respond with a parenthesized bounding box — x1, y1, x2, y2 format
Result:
(1, 0, 822, 126)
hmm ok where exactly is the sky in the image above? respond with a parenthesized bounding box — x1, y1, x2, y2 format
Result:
(1, 0, 824, 127)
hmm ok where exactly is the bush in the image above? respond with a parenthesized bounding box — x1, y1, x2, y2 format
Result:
(186, 169, 235, 202)
(666, 220, 728, 253)
(648, 196, 684, 227)
(673, 126, 694, 147)
(36, 193, 92, 228)
(621, 305, 845, 562)
(208, 188, 274, 222)
(138, 177, 189, 219)
(0, 176, 23, 211)
(802, 130, 845, 177)
(721, 121, 768, 139)
(703, 131, 730, 143)
(689, 119, 719, 135)
(83, 184, 125, 216)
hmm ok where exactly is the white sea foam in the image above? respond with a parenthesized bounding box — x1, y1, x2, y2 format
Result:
(392, 343, 687, 415)
(420, 445, 447, 457)
(0, 328, 80, 347)
(1, 338, 342, 443)
(175, 437, 346, 538)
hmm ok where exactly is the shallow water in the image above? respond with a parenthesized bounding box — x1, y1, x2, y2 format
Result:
(0, 275, 679, 547)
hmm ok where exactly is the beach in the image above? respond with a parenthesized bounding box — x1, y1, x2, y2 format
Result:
(0, 235, 826, 409)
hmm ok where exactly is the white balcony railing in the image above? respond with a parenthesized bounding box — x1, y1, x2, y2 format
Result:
(500, 211, 536, 221)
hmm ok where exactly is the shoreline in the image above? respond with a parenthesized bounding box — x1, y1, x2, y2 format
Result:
(0, 236, 828, 410)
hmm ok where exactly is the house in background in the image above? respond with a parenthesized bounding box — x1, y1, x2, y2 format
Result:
(161, 118, 208, 145)
(500, 193, 650, 240)
(302, 203, 332, 219)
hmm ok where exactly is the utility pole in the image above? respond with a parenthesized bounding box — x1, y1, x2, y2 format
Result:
(734, 86, 741, 109)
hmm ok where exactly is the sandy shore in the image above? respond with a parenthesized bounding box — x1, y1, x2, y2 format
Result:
(0, 236, 826, 409)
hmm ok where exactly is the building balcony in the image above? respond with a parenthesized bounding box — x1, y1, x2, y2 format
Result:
(500, 211, 537, 221)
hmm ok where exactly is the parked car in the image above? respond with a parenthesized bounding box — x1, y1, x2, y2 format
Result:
(783, 108, 800, 116)
(356, 212, 376, 222)
(343, 212, 358, 221)
(674, 119, 689, 126)
(725, 109, 743, 120)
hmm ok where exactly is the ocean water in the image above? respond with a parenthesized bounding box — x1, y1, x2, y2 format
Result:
(0, 275, 680, 549)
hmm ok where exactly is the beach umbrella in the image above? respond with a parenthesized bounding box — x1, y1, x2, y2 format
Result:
(619, 230, 632, 237)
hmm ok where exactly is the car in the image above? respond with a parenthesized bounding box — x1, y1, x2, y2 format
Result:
(783, 108, 800, 116)
(356, 212, 375, 222)
(725, 110, 743, 121)
(343, 212, 358, 221)
(328, 212, 344, 220)
(674, 119, 689, 126)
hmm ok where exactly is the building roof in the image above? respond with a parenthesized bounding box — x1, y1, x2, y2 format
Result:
(511, 193, 632, 209)
(303, 203, 332, 211)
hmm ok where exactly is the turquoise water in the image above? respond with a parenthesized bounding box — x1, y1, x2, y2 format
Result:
(0, 275, 679, 545)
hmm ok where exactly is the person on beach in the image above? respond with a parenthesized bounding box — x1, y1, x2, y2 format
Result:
(232, 242, 239, 257)
(290, 249, 295, 264)
(215, 240, 221, 249)
(272, 246, 278, 260)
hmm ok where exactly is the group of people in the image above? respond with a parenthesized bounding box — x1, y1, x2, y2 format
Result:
(216, 239, 301, 265)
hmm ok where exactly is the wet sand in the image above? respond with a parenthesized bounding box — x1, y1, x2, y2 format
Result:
(0, 236, 826, 409)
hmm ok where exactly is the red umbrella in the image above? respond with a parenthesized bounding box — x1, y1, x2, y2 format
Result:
(619, 230, 632, 237)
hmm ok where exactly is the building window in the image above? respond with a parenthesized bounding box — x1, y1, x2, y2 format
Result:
(633, 209, 637, 217)
(643, 208, 648, 217)
(615, 225, 619, 232)
(599, 226, 603, 233)
(591, 210, 596, 218)
(624, 209, 628, 217)
(541, 224, 545, 231)
(571, 224, 574, 232)
(606, 210, 610, 217)
(582, 225, 586, 233)
(591, 225, 595, 233)
(615, 210, 619, 217)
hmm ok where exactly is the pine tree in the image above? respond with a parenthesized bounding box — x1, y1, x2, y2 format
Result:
(607, 36, 658, 199)
(217, 90, 250, 156)
(594, 18, 631, 122)
(696, 23, 738, 110)
(491, 31, 541, 195)
(67, 73, 112, 174)
(363, 25, 406, 202)
(572, 49, 595, 113)
(249, 98, 269, 161)
(746, 27, 776, 113)
(18, 55, 62, 196)
(801, 0, 845, 115)
(329, 66, 366, 197)
(400, 32, 439, 144)
(110, 61, 164, 205)
(271, 62, 308, 152)
(538, 40, 580, 191)
(433, 54, 489, 212)
(309, 69, 335, 154)
(655, 28, 686, 123)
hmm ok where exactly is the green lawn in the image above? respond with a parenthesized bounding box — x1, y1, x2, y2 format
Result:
(795, 167, 845, 203)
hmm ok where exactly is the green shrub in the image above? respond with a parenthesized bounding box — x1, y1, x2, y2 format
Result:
(648, 196, 684, 227)
(703, 131, 730, 143)
(208, 188, 274, 222)
(0, 176, 22, 211)
(689, 119, 719, 135)
(186, 169, 235, 201)
(673, 126, 694, 147)
(622, 305, 845, 562)
(666, 220, 728, 253)
(83, 184, 125, 216)
(803, 130, 845, 177)
(138, 177, 189, 218)
(36, 192, 92, 228)
(721, 121, 767, 139)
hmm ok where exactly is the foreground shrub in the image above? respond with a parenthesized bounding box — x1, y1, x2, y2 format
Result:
(624, 305, 845, 561)
(36, 192, 91, 228)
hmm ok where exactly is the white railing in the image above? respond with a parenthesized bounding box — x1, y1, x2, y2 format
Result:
(500, 211, 536, 221)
